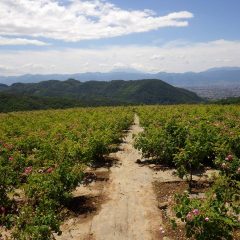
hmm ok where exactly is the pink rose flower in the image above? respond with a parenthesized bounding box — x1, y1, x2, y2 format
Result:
(186, 212, 193, 221)
(205, 217, 209, 222)
(226, 154, 233, 161)
(192, 209, 199, 215)
(46, 167, 53, 173)
(24, 166, 32, 174)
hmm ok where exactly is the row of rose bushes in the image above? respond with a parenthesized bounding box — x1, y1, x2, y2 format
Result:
(134, 105, 240, 239)
(174, 175, 239, 239)
(0, 107, 133, 239)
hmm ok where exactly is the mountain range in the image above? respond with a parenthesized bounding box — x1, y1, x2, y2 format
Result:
(0, 79, 202, 112)
(0, 67, 240, 87)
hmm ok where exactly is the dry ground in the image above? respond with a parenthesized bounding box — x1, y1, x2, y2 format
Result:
(56, 115, 216, 240)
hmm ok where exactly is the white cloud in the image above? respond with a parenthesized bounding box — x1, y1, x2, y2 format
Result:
(21, 63, 47, 70)
(0, 40, 240, 75)
(113, 62, 128, 68)
(0, 0, 193, 42)
(150, 54, 165, 60)
(215, 58, 232, 63)
(0, 64, 16, 74)
(0, 63, 53, 75)
(0, 36, 49, 46)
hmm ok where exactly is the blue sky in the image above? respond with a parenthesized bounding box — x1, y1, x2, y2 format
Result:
(0, 0, 240, 75)
(106, 0, 240, 43)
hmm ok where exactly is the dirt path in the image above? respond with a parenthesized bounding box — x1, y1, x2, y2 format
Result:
(57, 115, 163, 240)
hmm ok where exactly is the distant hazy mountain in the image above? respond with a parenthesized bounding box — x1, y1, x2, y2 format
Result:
(0, 67, 240, 87)
(0, 79, 202, 112)
(154, 67, 240, 87)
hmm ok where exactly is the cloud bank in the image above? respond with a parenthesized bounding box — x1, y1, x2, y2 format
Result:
(0, 0, 193, 42)
(0, 40, 239, 75)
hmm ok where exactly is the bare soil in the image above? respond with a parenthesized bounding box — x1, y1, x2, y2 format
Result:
(56, 115, 163, 240)
(56, 116, 218, 240)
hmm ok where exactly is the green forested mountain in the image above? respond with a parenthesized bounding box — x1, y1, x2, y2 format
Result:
(0, 79, 202, 112)
(214, 97, 240, 104)
(0, 93, 85, 112)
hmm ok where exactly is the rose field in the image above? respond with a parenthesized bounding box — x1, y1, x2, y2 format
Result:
(0, 105, 239, 240)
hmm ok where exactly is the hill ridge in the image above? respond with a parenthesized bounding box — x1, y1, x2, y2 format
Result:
(0, 79, 202, 112)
